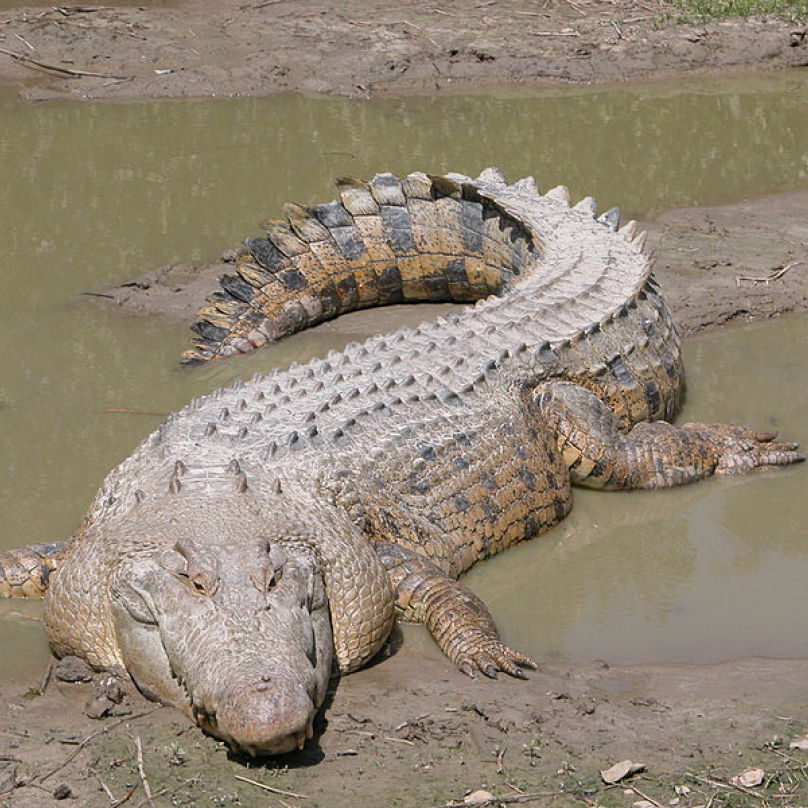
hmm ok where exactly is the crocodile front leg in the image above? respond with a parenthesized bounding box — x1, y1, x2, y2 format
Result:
(374, 542, 536, 679)
(537, 381, 804, 490)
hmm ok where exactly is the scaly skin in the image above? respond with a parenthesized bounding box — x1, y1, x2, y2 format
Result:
(0, 169, 802, 756)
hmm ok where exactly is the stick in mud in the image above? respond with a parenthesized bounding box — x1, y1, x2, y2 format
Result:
(0, 46, 131, 80)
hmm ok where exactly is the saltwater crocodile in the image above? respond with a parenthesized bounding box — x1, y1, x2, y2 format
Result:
(0, 169, 801, 757)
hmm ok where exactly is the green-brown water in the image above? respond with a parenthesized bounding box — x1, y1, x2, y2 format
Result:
(1, 73, 807, 678)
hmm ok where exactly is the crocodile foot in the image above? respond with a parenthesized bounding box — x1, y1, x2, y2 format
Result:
(682, 423, 805, 474)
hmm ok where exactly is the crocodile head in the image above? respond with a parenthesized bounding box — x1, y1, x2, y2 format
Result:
(107, 495, 334, 757)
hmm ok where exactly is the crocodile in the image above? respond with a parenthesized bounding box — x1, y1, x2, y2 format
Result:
(0, 168, 801, 757)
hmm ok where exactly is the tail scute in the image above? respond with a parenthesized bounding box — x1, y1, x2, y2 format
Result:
(182, 169, 540, 364)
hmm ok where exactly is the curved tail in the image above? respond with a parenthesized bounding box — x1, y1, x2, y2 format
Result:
(0, 541, 68, 598)
(182, 169, 537, 364)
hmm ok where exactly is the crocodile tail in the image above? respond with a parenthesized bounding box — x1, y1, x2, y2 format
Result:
(0, 541, 68, 598)
(181, 170, 539, 364)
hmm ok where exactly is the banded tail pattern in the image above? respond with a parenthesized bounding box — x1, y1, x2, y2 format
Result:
(182, 171, 540, 364)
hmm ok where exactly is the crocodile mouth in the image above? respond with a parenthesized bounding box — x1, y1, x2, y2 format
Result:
(189, 677, 319, 758)
(193, 707, 315, 757)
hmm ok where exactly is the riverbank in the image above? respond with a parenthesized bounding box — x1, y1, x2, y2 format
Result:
(0, 1, 806, 102)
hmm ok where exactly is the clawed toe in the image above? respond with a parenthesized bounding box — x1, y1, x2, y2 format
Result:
(457, 642, 537, 680)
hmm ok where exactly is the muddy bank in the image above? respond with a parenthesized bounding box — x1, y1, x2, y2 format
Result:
(99, 188, 808, 338)
(5, 638, 808, 807)
(0, 1, 806, 102)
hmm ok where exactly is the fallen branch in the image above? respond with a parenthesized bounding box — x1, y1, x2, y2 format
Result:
(0, 46, 130, 79)
(38, 711, 154, 782)
(134, 737, 154, 808)
(736, 260, 803, 286)
(234, 775, 310, 799)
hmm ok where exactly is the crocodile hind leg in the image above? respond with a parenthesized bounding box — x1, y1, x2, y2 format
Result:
(374, 542, 536, 679)
(536, 381, 804, 490)
(0, 541, 69, 598)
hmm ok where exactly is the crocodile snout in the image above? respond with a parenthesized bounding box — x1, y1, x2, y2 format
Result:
(212, 678, 316, 756)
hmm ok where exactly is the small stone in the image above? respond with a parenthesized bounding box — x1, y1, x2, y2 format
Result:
(54, 656, 93, 683)
(790, 735, 808, 750)
(632, 801, 655, 808)
(53, 784, 72, 800)
(600, 759, 645, 784)
(84, 695, 113, 720)
(464, 791, 495, 806)
(730, 767, 764, 788)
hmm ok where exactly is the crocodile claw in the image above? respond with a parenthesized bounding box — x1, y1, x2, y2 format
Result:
(683, 423, 805, 475)
(457, 641, 538, 680)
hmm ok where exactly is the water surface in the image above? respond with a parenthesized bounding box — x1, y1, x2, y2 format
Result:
(1, 73, 807, 679)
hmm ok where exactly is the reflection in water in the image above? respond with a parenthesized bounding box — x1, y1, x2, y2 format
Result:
(0, 76, 807, 678)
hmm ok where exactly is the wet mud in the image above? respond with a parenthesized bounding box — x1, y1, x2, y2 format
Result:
(0, 1, 807, 102)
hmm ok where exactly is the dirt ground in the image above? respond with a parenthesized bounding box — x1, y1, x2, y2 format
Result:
(0, 0, 806, 102)
(3, 2, 808, 807)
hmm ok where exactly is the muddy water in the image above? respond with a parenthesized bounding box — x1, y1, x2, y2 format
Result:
(1, 74, 807, 679)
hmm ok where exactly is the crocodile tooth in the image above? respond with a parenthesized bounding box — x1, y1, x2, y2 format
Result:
(573, 196, 597, 217)
(544, 185, 571, 205)
(633, 230, 649, 251)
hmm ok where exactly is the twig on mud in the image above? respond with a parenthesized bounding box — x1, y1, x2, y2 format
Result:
(558, 0, 587, 15)
(628, 784, 665, 808)
(38, 711, 155, 782)
(55, 6, 114, 15)
(234, 775, 310, 799)
(14, 32, 35, 50)
(134, 736, 154, 807)
(37, 659, 54, 696)
(385, 735, 416, 746)
(432, 792, 567, 808)
(111, 784, 138, 807)
(239, 0, 283, 9)
(91, 769, 117, 804)
(736, 261, 803, 286)
(687, 771, 790, 800)
(0, 46, 131, 79)
(496, 747, 506, 774)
